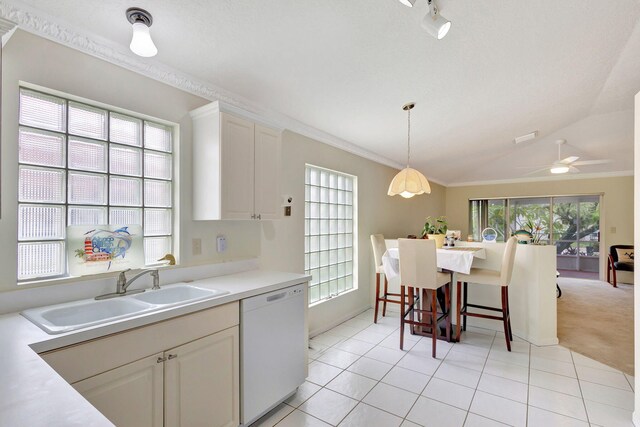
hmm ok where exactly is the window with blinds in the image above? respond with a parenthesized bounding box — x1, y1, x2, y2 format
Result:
(17, 88, 174, 281)
(304, 164, 357, 305)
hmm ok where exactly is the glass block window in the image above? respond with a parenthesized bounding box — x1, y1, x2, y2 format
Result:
(304, 164, 356, 305)
(17, 88, 175, 281)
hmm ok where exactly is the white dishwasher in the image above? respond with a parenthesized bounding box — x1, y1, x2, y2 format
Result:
(241, 283, 307, 426)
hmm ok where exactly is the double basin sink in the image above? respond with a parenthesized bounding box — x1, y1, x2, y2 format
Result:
(22, 284, 229, 335)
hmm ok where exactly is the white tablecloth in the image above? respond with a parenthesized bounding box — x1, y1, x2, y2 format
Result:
(382, 246, 486, 279)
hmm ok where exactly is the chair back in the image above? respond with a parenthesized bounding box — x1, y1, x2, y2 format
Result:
(500, 236, 518, 286)
(370, 234, 387, 269)
(398, 238, 438, 289)
(610, 245, 634, 263)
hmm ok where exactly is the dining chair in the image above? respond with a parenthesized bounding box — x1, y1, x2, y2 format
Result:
(371, 234, 402, 323)
(456, 236, 518, 351)
(398, 238, 451, 358)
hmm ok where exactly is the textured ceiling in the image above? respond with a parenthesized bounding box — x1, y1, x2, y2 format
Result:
(10, 0, 640, 184)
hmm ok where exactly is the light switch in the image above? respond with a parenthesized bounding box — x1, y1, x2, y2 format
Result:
(192, 238, 202, 255)
(610, 226, 616, 234)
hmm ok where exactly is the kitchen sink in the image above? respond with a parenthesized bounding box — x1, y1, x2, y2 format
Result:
(132, 284, 228, 306)
(22, 298, 154, 334)
(21, 284, 229, 335)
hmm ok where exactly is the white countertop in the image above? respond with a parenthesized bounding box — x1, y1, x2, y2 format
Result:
(0, 269, 310, 427)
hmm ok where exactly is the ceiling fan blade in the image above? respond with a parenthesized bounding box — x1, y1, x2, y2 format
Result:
(569, 166, 581, 173)
(523, 167, 551, 177)
(571, 159, 612, 166)
(515, 165, 549, 169)
(560, 156, 580, 164)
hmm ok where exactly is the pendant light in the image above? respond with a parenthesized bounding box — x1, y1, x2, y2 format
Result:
(126, 7, 158, 58)
(388, 103, 431, 198)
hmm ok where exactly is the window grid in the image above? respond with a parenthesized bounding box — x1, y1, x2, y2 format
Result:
(304, 165, 356, 305)
(17, 88, 174, 281)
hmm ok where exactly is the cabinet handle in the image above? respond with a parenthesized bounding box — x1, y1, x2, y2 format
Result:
(167, 354, 178, 360)
(251, 214, 256, 219)
(257, 214, 261, 220)
(157, 356, 167, 363)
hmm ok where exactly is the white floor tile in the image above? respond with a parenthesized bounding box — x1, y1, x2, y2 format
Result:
(444, 349, 487, 372)
(347, 357, 394, 381)
(338, 403, 403, 427)
(526, 406, 589, 427)
(364, 322, 398, 336)
(529, 369, 581, 397)
(579, 380, 634, 411)
(396, 352, 442, 376)
(463, 413, 509, 426)
(335, 338, 377, 356)
(528, 385, 588, 421)
(574, 365, 631, 391)
(309, 342, 330, 360)
(465, 326, 497, 337)
(325, 371, 377, 401)
(407, 342, 451, 360)
(530, 356, 576, 378)
(251, 403, 294, 427)
(625, 373, 635, 391)
(382, 366, 431, 394)
(330, 324, 365, 338)
(307, 361, 343, 386)
(450, 341, 491, 358)
(530, 345, 573, 363)
(343, 318, 374, 331)
(400, 421, 422, 427)
(422, 378, 475, 410)
(434, 361, 482, 388)
(379, 333, 418, 350)
(317, 348, 361, 369)
(363, 382, 419, 418)
(365, 345, 407, 365)
(406, 396, 467, 427)
(352, 329, 389, 345)
(286, 381, 322, 407)
(458, 331, 495, 348)
(356, 309, 375, 320)
(299, 388, 358, 426)
(583, 399, 635, 427)
(469, 391, 527, 427)
(571, 351, 621, 373)
(487, 346, 530, 368)
(277, 409, 332, 427)
(477, 373, 528, 403)
(482, 358, 529, 384)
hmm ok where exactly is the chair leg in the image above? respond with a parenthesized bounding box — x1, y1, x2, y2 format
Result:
(445, 283, 451, 342)
(506, 287, 513, 341)
(409, 286, 416, 334)
(607, 262, 611, 283)
(501, 287, 511, 352)
(462, 282, 468, 332)
(374, 273, 381, 323)
(612, 267, 618, 288)
(382, 276, 389, 317)
(456, 281, 462, 342)
(431, 289, 438, 358)
(400, 285, 405, 350)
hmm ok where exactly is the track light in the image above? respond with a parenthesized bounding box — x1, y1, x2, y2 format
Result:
(422, 0, 451, 40)
(126, 7, 158, 57)
(398, 0, 418, 6)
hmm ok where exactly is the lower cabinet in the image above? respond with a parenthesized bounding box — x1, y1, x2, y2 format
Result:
(72, 327, 239, 427)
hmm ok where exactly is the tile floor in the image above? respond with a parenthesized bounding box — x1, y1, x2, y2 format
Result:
(251, 308, 635, 427)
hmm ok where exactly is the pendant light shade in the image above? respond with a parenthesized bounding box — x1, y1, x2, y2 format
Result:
(127, 8, 158, 58)
(388, 102, 431, 198)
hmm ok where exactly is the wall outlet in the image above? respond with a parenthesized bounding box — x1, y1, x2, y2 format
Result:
(610, 226, 617, 234)
(192, 238, 202, 256)
(217, 235, 227, 253)
(284, 206, 292, 216)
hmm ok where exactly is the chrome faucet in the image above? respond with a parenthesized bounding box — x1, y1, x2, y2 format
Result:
(96, 268, 160, 300)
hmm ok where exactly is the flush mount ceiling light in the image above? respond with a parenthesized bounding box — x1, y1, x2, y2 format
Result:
(388, 103, 431, 198)
(126, 7, 158, 57)
(422, 0, 451, 40)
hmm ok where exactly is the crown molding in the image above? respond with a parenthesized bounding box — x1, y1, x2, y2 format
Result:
(0, 0, 404, 171)
(446, 170, 634, 188)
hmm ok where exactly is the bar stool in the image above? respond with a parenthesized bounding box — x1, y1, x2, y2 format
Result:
(398, 238, 452, 358)
(457, 236, 518, 351)
(371, 234, 402, 323)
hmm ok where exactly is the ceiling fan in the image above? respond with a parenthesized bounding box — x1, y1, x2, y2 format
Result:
(521, 139, 611, 176)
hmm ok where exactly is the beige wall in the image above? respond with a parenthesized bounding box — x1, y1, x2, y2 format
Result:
(445, 176, 634, 280)
(260, 131, 447, 334)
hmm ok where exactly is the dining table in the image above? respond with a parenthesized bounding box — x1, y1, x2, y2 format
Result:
(381, 244, 487, 342)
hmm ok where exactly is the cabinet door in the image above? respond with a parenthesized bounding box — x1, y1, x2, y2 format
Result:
(254, 124, 281, 220)
(72, 353, 164, 427)
(220, 113, 255, 219)
(164, 326, 239, 427)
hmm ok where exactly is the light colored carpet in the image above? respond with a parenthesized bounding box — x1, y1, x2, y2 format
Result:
(557, 277, 634, 375)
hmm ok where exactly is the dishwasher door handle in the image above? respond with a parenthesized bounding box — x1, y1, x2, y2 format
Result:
(266, 292, 286, 302)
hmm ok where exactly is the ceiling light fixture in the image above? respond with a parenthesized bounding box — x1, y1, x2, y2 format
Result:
(514, 131, 539, 145)
(388, 103, 431, 198)
(126, 7, 158, 57)
(398, 0, 418, 7)
(421, 0, 451, 40)
(550, 163, 570, 174)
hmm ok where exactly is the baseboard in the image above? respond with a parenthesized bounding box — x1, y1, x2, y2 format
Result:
(309, 304, 371, 338)
(633, 411, 639, 426)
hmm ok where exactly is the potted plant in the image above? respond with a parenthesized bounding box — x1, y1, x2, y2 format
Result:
(421, 216, 448, 248)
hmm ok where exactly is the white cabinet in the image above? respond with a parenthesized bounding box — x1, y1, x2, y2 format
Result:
(191, 101, 281, 220)
(165, 327, 240, 427)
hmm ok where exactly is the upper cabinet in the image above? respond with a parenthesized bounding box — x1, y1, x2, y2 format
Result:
(191, 102, 281, 220)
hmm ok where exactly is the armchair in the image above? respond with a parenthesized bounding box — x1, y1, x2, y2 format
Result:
(607, 245, 634, 287)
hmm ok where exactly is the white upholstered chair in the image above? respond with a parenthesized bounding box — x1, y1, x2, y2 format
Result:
(398, 238, 451, 358)
(371, 234, 403, 323)
(456, 236, 518, 351)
